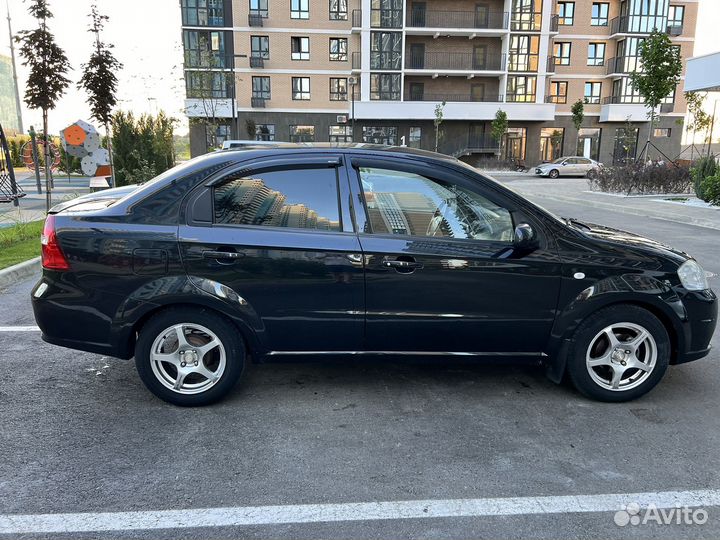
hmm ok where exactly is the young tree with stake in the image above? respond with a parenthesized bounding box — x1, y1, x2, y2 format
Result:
(78, 4, 123, 186)
(15, 0, 71, 211)
(571, 99, 584, 157)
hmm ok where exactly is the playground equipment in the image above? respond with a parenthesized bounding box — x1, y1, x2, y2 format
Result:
(0, 122, 25, 205)
(60, 120, 112, 178)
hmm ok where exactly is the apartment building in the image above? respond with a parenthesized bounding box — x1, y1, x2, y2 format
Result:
(182, 0, 697, 165)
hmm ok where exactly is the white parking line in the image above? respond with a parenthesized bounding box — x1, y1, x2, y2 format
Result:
(0, 326, 40, 332)
(1, 489, 719, 534)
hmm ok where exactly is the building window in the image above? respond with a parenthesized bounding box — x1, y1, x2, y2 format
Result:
(554, 42, 571, 66)
(255, 124, 275, 141)
(540, 128, 564, 162)
(577, 128, 601, 161)
(291, 37, 310, 61)
(508, 35, 540, 72)
(250, 36, 269, 59)
(510, 0, 542, 31)
(503, 127, 527, 161)
(329, 0, 348, 20)
(186, 71, 229, 98)
(557, 2, 574, 25)
(289, 125, 315, 142)
(251, 76, 271, 99)
(370, 73, 401, 100)
(587, 43, 606, 66)
(329, 38, 348, 61)
(584, 82, 602, 104)
(668, 5, 684, 29)
(506, 76, 536, 102)
(291, 0, 309, 19)
(213, 168, 340, 231)
(250, 0, 268, 17)
(291, 77, 311, 100)
(654, 128, 671, 137)
(329, 125, 353, 142)
(183, 30, 226, 67)
(408, 127, 422, 149)
(362, 126, 397, 145)
(329, 78, 348, 101)
(370, 32, 402, 69)
(181, 0, 225, 26)
(370, 0, 403, 28)
(548, 81, 568, 104)
(591, 2, 609, 25)
(614, 127, 639, 164)
(207, 123, 231, 149)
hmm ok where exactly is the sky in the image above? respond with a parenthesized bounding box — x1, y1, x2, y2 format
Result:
(1, 0, 719, 138)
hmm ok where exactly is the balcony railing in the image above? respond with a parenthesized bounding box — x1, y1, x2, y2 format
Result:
(610, 15, 668, 35)
(249, 56, 265, 68)
(248, 12, 264, 26)
(351, 9, 362, 27)
(660, 102, 674, 113)
(506, 93, 537, 103)
(351, 51, 361, 70)
(404, 51, 506, 71)
(602, 95, 645, 105)
(405, 93, 503, 102)
(370, 8, 403, 28)
(605, 56, 641, 74)
(251, 97, 267, 108)
(667, 23, 683, 36)
(467, 134, 501, 151)
(545, 95, 567, 104)
(546, 56, 557, 73)
(510, 11, 542, 31)
(507, 53, 539, 72)
(407, 9, 508, 30)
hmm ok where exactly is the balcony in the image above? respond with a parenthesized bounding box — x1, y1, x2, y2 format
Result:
(600, 96, 649, 122)
(406, 9, 508, 35)
(249, 56, 264, 68)
(248, 12, 264, 27)
(405, 93, 504, 103)
(610, 15, 668, 35)
(404, 51, 506, 72)
(353, 100, 556, 122)
(251, 97, 267, 108)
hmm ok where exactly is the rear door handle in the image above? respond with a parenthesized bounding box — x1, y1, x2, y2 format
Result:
(202, 250, 244, 260)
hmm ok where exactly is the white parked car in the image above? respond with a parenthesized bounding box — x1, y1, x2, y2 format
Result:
(535, 157, 602, 178)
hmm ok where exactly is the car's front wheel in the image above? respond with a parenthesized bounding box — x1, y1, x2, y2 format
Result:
(135, 307, 245, 406)
(566, 305, 670, 402)
(548, 169, 560, 179)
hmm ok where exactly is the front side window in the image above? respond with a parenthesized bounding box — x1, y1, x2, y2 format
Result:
(329, 125, 353, 142)
(587, 43, 606, 66)
(329, 77, 348, 100)
(291, 77, 311, 100)
(251, 76, 271, 99)
(591, 2, 609, 25)
(370, 73, 400, 100)
(214, 168, 340, 231)
(250, 0, 268, 17)
(251, 35, 269, 59)
(548, 81, 568, 103)
(557, 1, 574, 25)
(362, 126, 397, 145)
(289, 125, 315, 142)
(584, 81, 602, 103)
(291, 37, 310, 61)
(358, 167, 514, 242)
(554, 42, 571, 65)
(329, 38, 348, 61)
(255, 124, 275, 141)
(291, 0, 309, 19)
(329, 0, 348, 20)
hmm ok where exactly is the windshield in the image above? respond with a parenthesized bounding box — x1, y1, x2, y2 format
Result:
(551, 157, 566, 164)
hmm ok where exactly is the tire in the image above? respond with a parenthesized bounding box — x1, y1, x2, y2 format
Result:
(135, 307, 245, 406)
(586, 169, 597, 179)
(566, 305, 670, 402)
(548, 169, 560, 179)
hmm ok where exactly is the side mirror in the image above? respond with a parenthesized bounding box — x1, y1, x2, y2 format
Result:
(561, 161, 568, 166)
(514, 223, 537, 250)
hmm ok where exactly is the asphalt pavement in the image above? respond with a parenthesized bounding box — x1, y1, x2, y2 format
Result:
(0, 175, 719, 539)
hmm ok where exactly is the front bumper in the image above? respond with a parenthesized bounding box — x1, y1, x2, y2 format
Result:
(535, 168, 549, 176)
(675, 288, 718, 364)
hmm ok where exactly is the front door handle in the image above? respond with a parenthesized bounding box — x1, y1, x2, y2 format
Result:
(382, 257, 423, 273)
(202, 250, 244, 260)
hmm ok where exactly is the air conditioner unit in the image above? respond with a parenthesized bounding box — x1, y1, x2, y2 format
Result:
(336, 115, 348, 123)
(348, 76, 358, 85)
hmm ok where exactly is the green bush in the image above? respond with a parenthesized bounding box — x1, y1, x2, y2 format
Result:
(701, 173, 720, 206)
(691, 156, 717, 201)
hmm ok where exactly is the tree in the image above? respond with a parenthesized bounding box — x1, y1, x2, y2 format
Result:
(629, 29, 682, 160)
(490, 109, 508, 159)
(78, 4, 123, 186)
(245, 119, 256, 139)
(571, 99, 584, 156)
(15, 0, 71, 211)
(685, 91, 712, 158)
(433, 101, 446, 152)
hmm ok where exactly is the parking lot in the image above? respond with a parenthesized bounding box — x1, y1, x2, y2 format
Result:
(1, 174, 719, 539)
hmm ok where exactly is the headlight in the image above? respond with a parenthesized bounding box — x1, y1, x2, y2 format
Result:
(677, 260, 709, 291)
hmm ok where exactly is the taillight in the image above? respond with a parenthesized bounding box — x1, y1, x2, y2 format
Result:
(41, 215, 70, 270)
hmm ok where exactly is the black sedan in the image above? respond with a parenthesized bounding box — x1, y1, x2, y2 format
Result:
(32, 145, 717, 406)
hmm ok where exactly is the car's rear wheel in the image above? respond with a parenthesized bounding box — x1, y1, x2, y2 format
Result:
(566, 305, 670, 402)
(135, 307, 245, 406)
(586, 169, 597, 179)
(549, 169, 560, 179)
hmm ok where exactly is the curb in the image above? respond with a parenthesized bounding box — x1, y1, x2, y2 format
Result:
(0, 257, 41, 291)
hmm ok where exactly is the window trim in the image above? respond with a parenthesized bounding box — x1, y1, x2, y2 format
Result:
(587, 42, 606, 66)
(290, 0, 309, 19)
(591, 2, 609, 26)
(291, 76, 311, 100)
(557, 1, 575, 25)
(291, 36, 310, 61)
(329, 37, 348, 62)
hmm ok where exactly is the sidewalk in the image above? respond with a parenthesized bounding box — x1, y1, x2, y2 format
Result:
(492, 173, 720, 231)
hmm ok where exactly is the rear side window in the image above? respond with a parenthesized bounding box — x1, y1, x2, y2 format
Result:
(358, 167, 514, 242)
(213, 168, 341, 231)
